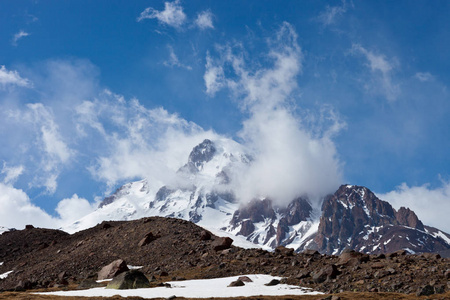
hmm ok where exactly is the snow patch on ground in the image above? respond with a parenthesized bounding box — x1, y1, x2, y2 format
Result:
(127, 265, 143, 270)
(0, 271, 13, 279)
(38, 274, 322, 298)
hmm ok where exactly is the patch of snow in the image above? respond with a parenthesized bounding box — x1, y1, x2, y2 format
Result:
(403, 248, 416, 254)
(96, 279, 113, 283)
(0, 262, 3, 266)
(38, 274, 323, 298)
(285, 220, 320, 251)
(127, 265, 143, 270)
(372, 243, 380, 252)
(0, 270, 13, 279)
(430, 230, 450, 245)
(383, 238, 392, 245)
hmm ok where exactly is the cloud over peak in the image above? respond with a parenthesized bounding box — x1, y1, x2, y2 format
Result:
(205, 23, 343, 203)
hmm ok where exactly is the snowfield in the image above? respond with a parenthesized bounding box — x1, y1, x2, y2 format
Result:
(37, 274, 322, 298)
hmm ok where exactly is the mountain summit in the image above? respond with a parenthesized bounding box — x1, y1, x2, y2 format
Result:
(62, 139, 450, 255)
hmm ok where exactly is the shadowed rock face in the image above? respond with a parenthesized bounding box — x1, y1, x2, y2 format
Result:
(395, 207, 424, 231)
(106, 270, 150, 289)
(312, 185, 450, 255)
(178, 139, 217, 173)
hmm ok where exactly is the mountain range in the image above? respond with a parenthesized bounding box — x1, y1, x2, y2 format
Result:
(46, 139, 450, 255)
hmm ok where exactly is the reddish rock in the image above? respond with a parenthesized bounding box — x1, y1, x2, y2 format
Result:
(239, 220, 255, 236)
(238, 276, 253, 282)
(395, 207, 424, 231)
(200, 230, 211, 241)
(138, 232, 155, 247)
(212, 237, 233, 251)
(98, 259, 129, 280)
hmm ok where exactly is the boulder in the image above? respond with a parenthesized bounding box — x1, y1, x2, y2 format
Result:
(311, 264, 339, 283)
(77, 279, 101, 290)
(337, 249, 368, 266)
(98, 259, 129, 280)
(264, 279, 280, 286)
(212, 237, 233, 251)
(138, 232, 156, 247)
(238, 276, 253, 282)
(106, 270, 150, 289)
(200, 230, 211, 241)
(228, 279, 245, 287)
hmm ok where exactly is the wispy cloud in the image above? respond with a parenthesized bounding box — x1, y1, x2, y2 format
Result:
(204, 52, 225, 95)
(137, 0, 186, 29)
(1, 164, 24, 185)
(0, 65, 31, 88)
(163, 45, 192, 70)
(351, 44, 400, 101)
(415, 72, 434, 82)
(195, 10, 214, 30)
(12, 30, 30, 46)
(24, 103, 73, 193)
(317, 0, 350, 27)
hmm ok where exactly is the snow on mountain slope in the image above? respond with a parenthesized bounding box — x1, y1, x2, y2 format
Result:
(62, 138, 318, 251)
(63, 140, 450, 255)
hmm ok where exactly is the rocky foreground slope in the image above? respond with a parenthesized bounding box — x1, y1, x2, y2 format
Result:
(0, 217, 449, 297)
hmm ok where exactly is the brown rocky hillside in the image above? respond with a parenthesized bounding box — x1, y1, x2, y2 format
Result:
(0, 217, 449, 297)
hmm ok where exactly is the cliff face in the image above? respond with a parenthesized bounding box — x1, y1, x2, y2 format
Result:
(310, 185, 449, 255)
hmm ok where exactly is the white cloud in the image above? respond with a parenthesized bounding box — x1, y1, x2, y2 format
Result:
(379, 181, 450, 233)
(0, 65, 31, 88)
(27, 103, 73, 164)
(12, 30, 30, 46)
(204, 52, 225, 95)
(7, 103, 73, 193)
(76, 96, 218, 190)
(0, 183, 56, 229)
(0, 183, 96, 230)
(56, 194, 96, 225)
(1, 164, 24, 185)
(204, 22, 344, 204)
(163, 45, 192, 70)
(195, 10, 214, 30)
(415, 72, 434, 82)
(317, 0, 349, 27)
(137, 0, 186, 29)
(351, 44, 400, 102)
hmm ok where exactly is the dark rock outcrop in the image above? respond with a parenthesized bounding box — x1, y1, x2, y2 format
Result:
(106, 270, 150, 289)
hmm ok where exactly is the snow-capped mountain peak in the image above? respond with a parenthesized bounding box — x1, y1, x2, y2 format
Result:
(62, 141, 450, 256)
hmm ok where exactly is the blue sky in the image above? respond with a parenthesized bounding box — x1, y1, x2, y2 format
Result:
(1, 1, 450, 232)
